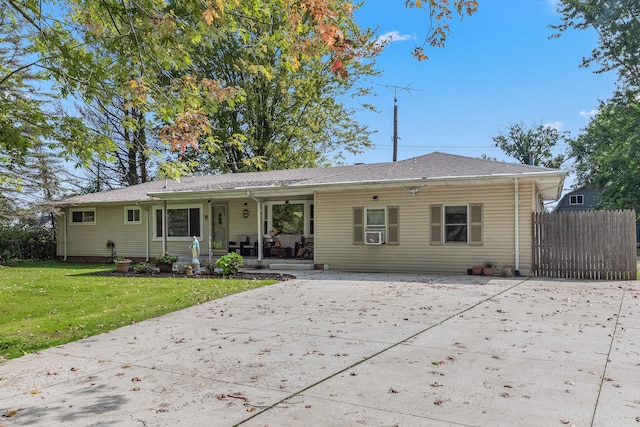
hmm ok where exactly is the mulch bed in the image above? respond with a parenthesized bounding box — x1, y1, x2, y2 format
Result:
(93, 270, 295, 282)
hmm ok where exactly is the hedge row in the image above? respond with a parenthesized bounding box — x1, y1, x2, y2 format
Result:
(0, 224, 56, 261)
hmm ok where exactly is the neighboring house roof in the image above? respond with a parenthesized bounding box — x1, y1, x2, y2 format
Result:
(555, 186, 602, 212)
(55, 152, 566, 206)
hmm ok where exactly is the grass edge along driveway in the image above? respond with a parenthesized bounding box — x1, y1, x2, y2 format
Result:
(0, 261, 277, 361)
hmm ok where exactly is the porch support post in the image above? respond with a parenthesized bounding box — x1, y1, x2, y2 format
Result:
(208, 200, 213, 262)
(514, 178, 520, 272)
(145, 207, 150, 261)
(256, 198, 263, 261)
(162, 200, 167, 255)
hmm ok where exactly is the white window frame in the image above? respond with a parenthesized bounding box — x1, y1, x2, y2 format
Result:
(124, 206, 142, 225)
(153, 204, 203, 241)
(569, 195, 584, 205)
(365, 206, 387, 243)
(365, 207, 387, 231)
(69, 208, 96, 225)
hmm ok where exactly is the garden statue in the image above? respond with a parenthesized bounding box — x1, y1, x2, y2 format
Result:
(189, 236, 200, 264)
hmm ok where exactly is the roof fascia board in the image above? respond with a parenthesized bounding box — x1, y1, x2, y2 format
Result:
(146, 171, 565, 201)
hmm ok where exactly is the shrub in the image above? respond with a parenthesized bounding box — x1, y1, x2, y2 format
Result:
(203, 262, 217, 275)
(0, 224, 56, 261)
(215, 253, 243, 277)
(133, 262, 154, 274)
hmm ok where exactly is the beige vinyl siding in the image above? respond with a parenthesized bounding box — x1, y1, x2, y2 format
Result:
(228, 198, 261, 240)
(315, 181, 535, 274)
(58, 202, 211, 261)
(60, 205, 150, 259)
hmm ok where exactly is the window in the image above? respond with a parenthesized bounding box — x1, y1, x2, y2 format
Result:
(430, 204, 482, 245)
(569, 195, 584, 205)
(445, 206, 468, 242)
(70, 208, 96, 225)
(154, 206, 201, 239)
(353, 206, 399, 245)
(124, 207, 142, 224)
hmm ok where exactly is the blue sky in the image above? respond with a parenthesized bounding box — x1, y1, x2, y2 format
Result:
(341, 0, 617, 186)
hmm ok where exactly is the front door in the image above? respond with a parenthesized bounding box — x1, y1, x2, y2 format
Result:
(211, 204, 228, 253)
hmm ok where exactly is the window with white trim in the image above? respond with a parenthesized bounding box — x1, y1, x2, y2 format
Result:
(70, 208, 96, 225)
(445, 205, 468, 243)
(154, 206, 201, 239)
(569, 195, 584, 205)
(124, 207, 142, 224)
(353, 206, 399, 245)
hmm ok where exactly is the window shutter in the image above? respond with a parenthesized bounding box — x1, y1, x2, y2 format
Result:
(387, 206, 399, 245)
(469, 204, 483, 245)
(353, 207, 364, 245)
(430, 205, 443, 245)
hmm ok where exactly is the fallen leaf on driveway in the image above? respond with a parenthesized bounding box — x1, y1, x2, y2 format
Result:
(4, 409, 18, 417)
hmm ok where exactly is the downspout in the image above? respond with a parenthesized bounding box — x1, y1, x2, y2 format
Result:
(162, 200, 168, 255)
(62, 211, 68, 261)
(248, 191, 263, 261)
(514, 178, 520, 272)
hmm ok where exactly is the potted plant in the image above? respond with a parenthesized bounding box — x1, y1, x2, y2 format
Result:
(114, 255, 132, 272)
(483, 262, 494, 276)
(156, 253, 178, 273)
(472, 265, 483, 275)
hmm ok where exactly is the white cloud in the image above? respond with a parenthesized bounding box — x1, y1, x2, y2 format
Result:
(579, 109, 598, 118)
(375, 31, 413, 47)
(544, 121, 563, 131)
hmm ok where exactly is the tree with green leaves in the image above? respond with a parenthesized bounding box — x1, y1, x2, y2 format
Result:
(491, 122, 567, 168)
(570, 94, 640, 213)
(2, 0, 477, 182)
(183, 10, 377, 173)
(552, 0, 640, 90)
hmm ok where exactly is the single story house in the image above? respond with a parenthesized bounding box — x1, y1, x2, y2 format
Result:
(54, 152, 566, 275)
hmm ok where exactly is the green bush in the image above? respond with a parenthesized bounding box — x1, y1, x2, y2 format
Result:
(215, 252, 243, 277)
(0, 224, 56, 262)
(133, 262, 154, 274)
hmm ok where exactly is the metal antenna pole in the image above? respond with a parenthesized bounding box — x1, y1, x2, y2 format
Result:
(393, 95, 398, 162)
(378, 84, 423, 162)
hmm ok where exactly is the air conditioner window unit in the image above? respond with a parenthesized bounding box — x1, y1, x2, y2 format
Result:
(365, 230, 385, 245)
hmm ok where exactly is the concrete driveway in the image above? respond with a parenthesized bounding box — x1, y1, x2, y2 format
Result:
(1, 271, 638, 426)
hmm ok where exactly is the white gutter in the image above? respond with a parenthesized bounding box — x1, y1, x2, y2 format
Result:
(145, 172, 566, 201)
(514, 178, 520, 272)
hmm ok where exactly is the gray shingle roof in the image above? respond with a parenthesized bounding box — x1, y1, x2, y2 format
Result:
(56, 152, 563, 205)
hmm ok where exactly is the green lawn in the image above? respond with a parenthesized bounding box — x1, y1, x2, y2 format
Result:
(0, 261, 277, 361)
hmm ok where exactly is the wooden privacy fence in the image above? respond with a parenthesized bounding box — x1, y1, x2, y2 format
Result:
(532, 210, 637, 280)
